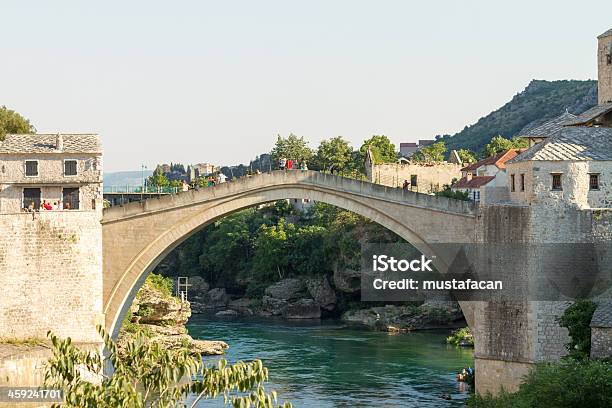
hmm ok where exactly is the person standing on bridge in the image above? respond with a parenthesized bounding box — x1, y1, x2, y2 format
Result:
(286, 158, 293, 170)
(300, 159, 308, 172)
(402, 179, 410, 191)
(279, 157, 286, 170)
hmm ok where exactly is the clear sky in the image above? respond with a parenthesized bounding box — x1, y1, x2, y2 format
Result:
(2, 1, 611, 171)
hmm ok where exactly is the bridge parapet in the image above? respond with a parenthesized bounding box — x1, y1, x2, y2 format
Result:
(102, 171, 475, 223)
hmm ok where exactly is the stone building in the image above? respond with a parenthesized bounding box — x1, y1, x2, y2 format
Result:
(591, 301, 612, 359)
(0, 133, 104, 344)
(598, 28, 612, 104)
(518, 110, 578, 147)
(505, 127, 612, 209)
(0, 133, 103, 213)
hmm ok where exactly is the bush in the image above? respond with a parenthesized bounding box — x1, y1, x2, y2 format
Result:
(467, 359, 612, 408)
(44, 326, 292, 408)
(435, 187, 470, 201)
(447, 327, 474, 347)
(143, 273, 174, 298)
(558, 299, 597, 359)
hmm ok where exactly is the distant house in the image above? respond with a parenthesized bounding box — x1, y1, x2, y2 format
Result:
(452, 149, 523, 202)
(399, 142, 418, 158)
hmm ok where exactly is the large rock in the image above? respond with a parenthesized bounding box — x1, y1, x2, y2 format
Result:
(306, 276, 337, 311)
(281, 299, 321, 319)
(262, 295, 288, 316)
(333, 266, 361, 293)
(188, 276, 210, 295)
(228, 298, 254, 316)
(264, 279, 306, 300)
(207, 288, 230, 308)
(134, 285, 191, 325)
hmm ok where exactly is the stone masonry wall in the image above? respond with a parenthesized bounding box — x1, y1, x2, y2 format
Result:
(367, 162, 462, 193)
(591, 327, 612, 359)
(0, 211, 103, 343)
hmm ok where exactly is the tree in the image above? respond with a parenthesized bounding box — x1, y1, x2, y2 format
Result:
(148, 167, 169, 188)
(558, 299, 597, 360)
(270, 134, 313, 166)
(359, 135, 396, 164)
(0, 105, 35, 140)
(412, 141, 447, 162)
(456, 149, 477, 164)
(314, 136, 353, 173)
(44, 326, 291, 408)
(484, 135, 528, 157)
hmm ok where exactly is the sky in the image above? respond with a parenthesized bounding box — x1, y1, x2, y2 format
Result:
(2, 1, 611, 172)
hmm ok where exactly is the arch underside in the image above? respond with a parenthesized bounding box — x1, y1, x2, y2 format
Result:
(103, 183, 476, 337)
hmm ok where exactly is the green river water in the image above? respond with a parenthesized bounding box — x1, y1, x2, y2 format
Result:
(187, 315, 474, 408)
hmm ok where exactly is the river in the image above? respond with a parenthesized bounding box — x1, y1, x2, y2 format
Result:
(187, 315, 474, 408)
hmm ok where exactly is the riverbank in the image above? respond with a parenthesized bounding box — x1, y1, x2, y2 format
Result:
(187, 275, 467, 332)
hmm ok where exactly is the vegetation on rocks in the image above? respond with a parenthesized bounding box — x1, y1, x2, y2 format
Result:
(44, 326, 291, 408)
(120, 273, 227, 357)
(446, 327, 474, 347)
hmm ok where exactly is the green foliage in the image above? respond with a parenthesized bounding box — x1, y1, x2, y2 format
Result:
(270, 134, 313, 165)
(435, 187, 470, 201)
(558, 299, 597, 360)
(142, 273, 174, 299)
(456, 149, 477, 164)
(44, 326, 291, 408)
(467, 359, 612, 408)
(148, 167, 170, 188)
(446, 327, 474, 347)
(359, 135, 396, 164)
(441, 80, 597, 154)
(412, 141, 447, 162)
(484, 136, 528, 157)
(314, 136, 353, 173)
(0, 106, 35, 140)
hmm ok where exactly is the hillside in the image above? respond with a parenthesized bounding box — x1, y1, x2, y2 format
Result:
(104, 170, 153, 186)
(441, 80, 597, 154)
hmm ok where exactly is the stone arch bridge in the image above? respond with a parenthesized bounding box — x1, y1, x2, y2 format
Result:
(101, 170, 566, 394)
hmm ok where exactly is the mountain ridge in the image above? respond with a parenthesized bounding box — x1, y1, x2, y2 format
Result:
(440, 79, 598, 154)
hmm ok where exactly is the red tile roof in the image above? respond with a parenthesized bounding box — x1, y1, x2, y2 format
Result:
(453, 176, 495, 189)
(461, 149, 523, 172)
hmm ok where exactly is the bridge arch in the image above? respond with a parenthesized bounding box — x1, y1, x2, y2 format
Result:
(102, 171, 476, 337)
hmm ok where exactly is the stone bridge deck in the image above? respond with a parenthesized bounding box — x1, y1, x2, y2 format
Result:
(103, 170, 475, 223)
(102, 171, 478, 337)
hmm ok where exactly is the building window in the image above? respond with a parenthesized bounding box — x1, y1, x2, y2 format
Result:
(552, 174, 562, 191)
(589, 174, 600, 190)
(607, 54, 612, 65)
(472, 190, 480, 202)
(62, 188, 80, 210)
(520, 174, 525, 191)
(510, 174, 515, 192)
(25, 160, 38, 177)
(410, 175, 417, 187)
(23, 188, 41, 210)
(64, 160, 77, 176)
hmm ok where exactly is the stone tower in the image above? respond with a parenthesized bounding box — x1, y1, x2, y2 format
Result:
(598, 28, 612, 104)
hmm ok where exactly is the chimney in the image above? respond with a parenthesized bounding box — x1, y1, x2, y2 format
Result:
(466, 172, 473, 181)
(56, 133, 63, 151)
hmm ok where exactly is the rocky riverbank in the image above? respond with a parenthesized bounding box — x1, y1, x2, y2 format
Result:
(118, 277, 228, 356)
(187, 270, 466, 331)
